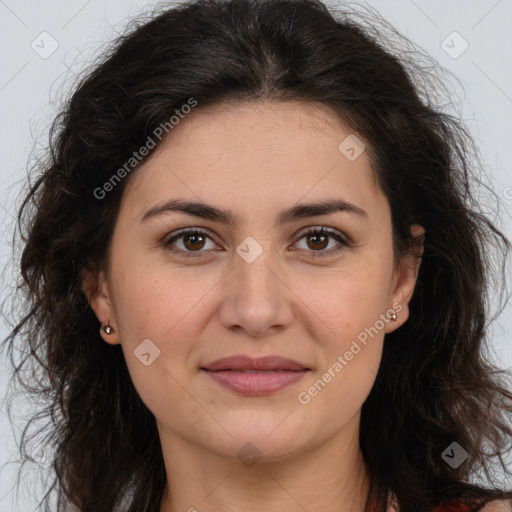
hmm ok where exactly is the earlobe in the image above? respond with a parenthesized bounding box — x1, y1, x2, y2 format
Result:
(80, 268, 120, 345)
(387, 224, 425, 332)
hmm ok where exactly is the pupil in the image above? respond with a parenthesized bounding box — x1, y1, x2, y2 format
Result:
(185, 234, 204, 250)
(309, 234, 327, 250)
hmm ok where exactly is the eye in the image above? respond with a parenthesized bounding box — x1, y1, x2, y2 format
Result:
(293, 227, 350, 257)
(163, 228, 219, 257)
(163, 226, 350, 258)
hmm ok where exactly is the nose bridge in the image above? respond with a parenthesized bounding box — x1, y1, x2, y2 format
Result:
(219, 233, 293, 336)
(234, 233, 279, 301)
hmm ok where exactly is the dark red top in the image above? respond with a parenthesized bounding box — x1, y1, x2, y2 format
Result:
(433, 504, 472, 512)
(369, 502, 472, 511)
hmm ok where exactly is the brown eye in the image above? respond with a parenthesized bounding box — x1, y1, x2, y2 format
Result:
(306, 232, 329, 250)
(294, 227, 349, 257)
(182, 232, 206, 251)
(163, 226, 349, 259)
(164, 229, 218, 257)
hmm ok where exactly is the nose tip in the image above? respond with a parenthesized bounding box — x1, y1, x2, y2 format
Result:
(218, 243, 294, 338)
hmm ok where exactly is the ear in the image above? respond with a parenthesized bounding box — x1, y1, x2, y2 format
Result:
(386, 224, 424, 332)
(81, 268, 121, 345)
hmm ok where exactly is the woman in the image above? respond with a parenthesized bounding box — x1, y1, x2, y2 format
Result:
(2, 0, 512, 511)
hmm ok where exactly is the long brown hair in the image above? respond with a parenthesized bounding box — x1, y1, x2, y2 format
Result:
(2, 1, 512, 511)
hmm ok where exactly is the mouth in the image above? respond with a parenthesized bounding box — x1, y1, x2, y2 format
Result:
(200, 355, 311, 395)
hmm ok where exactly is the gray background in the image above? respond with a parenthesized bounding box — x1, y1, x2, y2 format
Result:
(1, 0, 511, 510)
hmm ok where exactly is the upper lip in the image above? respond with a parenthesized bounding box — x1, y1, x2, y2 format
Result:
(202, 355, 310, 371)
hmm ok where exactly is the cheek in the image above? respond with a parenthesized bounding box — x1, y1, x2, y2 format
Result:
(109, 263, 209, 418)
(296, 271, 386, 420)
(292, 254, 391, 400)
(109, 260, 225, 404)
(295, 258, 392, 339)
(111, 259, 208, 342)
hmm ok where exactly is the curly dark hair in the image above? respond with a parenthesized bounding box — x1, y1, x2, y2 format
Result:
(2, 0, 512, 511)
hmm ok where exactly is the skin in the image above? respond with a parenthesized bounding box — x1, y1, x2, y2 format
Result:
(82, 100, 425, 512)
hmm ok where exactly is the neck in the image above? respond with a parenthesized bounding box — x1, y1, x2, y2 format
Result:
(159, 413, 371, 512)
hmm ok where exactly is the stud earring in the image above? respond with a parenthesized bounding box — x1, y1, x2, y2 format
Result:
(390, 313, 398, 322)
(103, 324, 114, 335)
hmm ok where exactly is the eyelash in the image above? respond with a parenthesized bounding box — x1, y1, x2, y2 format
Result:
(163, 227, 350, 259)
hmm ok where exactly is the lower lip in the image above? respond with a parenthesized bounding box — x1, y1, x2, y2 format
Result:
(202, 369, 308, 395)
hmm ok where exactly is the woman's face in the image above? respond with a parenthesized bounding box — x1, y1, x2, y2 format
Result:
(85, 100, 422, 463)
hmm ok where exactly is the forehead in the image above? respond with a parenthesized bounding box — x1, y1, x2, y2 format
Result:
(120, 100, 384, 224)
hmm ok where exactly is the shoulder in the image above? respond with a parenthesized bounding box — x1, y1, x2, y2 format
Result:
(478, 500, 512, 512)
(385, 495, 511, 511)
(434, 499, 512, 512)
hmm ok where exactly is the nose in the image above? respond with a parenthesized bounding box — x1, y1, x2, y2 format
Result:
(218, 240, 294, 338)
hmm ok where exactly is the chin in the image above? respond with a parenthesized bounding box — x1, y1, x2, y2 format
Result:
(204, 412, 314, 462)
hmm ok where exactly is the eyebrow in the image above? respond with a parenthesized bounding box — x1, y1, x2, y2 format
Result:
(140, 198, 368, 225)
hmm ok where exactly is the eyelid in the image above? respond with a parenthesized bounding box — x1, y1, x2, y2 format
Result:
(292, 226, 351, 258)
(163, 225, 351, 257)
(162, 227, 220, 256)
(295, 225, 351, 244)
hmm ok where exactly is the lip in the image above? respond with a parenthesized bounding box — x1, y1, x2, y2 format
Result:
(202, 355, 309, 372)
(201, 355, 310, 396)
